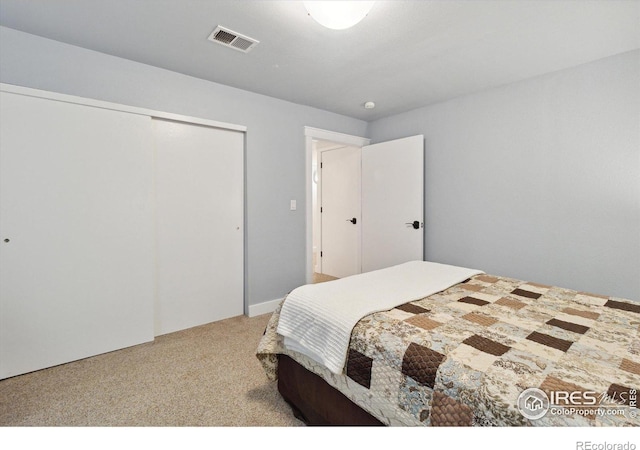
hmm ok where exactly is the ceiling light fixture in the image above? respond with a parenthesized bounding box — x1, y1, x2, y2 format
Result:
(364, 101, 375, 109)
(304, 1, 375, 30)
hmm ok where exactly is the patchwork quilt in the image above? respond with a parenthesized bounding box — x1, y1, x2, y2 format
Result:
(256, 274, 640, 426)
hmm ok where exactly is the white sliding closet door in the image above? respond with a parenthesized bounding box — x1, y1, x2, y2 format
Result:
(153, 119, 244, 336)
(0, 91, 155, 379)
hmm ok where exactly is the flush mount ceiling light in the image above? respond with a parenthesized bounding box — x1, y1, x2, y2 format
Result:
(304, 1, 375, 30)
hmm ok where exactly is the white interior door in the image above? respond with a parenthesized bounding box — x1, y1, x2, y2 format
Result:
(153, 119, 244, 336)
(362, 135, 424, 273)
(320, 146, 361, 278)
(0, 91, 155, 379)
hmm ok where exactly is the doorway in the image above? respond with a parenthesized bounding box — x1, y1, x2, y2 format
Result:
(305, 127, 425, 285)
(305, 127, 370, 284)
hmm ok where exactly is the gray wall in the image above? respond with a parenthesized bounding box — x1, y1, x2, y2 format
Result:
(0, 26, 368, 309)
(368, 50, 640, 300)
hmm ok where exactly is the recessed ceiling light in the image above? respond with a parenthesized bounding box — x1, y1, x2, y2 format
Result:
(364, 101, 376, 109)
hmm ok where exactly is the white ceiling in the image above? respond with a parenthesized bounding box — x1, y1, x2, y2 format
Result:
(0, 0, 638, 121)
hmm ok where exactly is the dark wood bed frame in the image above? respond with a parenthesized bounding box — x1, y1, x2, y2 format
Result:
(277, 354, 383, 426)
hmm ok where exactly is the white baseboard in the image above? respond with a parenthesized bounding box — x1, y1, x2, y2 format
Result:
(247, 297, 283, 317)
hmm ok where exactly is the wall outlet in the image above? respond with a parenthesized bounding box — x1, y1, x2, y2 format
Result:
(290, 199, 297, 211)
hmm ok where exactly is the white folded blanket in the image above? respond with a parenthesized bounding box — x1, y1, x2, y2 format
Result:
(277, 260, 483, 374)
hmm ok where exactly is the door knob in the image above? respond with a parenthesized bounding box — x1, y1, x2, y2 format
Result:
(405, 221, 420, 229)
(347, 218, 357, 224)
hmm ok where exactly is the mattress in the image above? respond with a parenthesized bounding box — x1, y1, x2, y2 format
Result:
(257, 266, 640, 426)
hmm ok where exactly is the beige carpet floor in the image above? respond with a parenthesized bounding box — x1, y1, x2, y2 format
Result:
(312, 272, 339, 283)
(0, 313, 303, 427)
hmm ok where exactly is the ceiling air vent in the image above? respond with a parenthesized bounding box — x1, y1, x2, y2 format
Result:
(207, 26, 259, 53)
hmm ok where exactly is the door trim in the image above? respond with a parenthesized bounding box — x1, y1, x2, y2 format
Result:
(304, 127, 370, 284)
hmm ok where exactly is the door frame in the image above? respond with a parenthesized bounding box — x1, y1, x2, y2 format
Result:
(304, 126, 370, 283)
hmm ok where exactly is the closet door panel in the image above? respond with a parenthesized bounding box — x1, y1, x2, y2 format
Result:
(153, 118, 244, 336)
(0, 92, 154, 379)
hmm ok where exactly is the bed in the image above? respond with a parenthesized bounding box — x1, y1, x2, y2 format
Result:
(256, 261, 640, 426)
